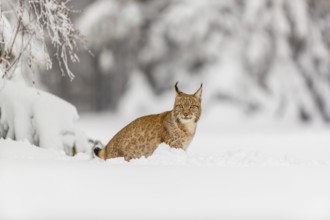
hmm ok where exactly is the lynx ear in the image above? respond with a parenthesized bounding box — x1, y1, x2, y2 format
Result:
(193, 83, 203, 100)
(174, 82, 181, 95)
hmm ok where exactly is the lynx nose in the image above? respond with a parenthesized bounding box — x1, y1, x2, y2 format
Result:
(183, 113, 189, 117)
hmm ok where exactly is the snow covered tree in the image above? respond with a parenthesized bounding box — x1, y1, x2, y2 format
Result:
(139, 0, 330, 122)
(0, 0, 92, 155)
(69, 0, 330, 123)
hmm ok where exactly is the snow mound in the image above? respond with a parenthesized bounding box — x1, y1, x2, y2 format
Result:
(0, 138, 67, 161)
(0, 80, 91, 155)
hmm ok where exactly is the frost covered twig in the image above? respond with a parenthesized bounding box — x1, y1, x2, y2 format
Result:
(7, 1, 23, 57)
(29, 0, 82, 79)
(0, 0, 83, 80)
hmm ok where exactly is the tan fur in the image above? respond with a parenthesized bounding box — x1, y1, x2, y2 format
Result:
(98, 83, 202, 161)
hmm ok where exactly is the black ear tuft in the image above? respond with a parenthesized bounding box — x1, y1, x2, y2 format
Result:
(174, 81, 180, 94)
(194, 83, 203, 100)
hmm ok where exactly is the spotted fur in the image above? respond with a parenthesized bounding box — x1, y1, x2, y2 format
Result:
(94, 82, 202, 161)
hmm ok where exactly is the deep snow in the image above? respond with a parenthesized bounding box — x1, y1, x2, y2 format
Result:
(0, 80, 90, 155)
(1, 110, 330, 220)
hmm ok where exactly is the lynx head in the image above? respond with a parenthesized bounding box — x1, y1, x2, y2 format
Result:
(173, 82, 202, 124)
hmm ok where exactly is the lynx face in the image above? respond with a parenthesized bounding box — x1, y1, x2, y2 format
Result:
(173, 84, 202, 124)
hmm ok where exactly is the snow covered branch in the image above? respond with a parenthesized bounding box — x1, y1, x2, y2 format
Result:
(0, 0, 82, 81)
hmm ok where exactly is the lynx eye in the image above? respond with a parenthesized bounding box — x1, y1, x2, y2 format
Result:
(176, 105, 183, 109)
(190, 105, 198, 112)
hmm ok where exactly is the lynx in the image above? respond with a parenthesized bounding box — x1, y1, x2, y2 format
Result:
(94, 82, 202, 161)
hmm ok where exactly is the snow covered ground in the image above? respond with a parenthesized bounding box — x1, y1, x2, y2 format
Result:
(1, 106, 330, 220)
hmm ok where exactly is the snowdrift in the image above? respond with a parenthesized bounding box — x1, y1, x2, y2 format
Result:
(0, 80, 91, 155)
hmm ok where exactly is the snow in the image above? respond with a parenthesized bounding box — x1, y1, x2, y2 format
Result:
(0, 80, 90, 155)
(2, 66, 329, 219)
(1, 109, 329, 220)
(1, 1, 330, 218)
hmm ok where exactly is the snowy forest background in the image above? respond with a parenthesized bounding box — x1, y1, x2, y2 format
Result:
(2, 0, 330, 123)
(43, 0, 330, 124)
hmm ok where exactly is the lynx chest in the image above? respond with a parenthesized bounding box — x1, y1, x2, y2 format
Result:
(164, 121, 197, 150)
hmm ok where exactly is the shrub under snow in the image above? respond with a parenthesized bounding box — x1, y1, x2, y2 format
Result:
(0, 79, 91, 156)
